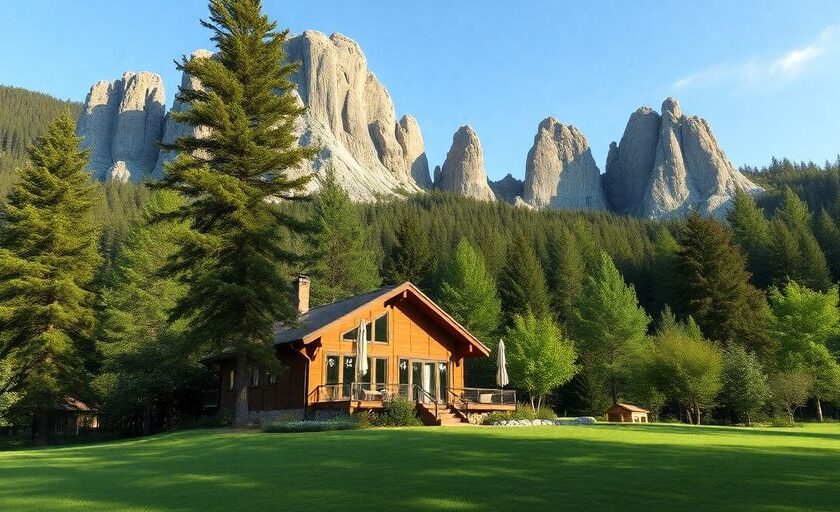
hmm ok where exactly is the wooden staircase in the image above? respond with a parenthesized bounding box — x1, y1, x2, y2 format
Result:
(418, 403, 470, 426)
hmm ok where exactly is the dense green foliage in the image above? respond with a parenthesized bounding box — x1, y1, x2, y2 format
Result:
(3, 426, 840, 511)
(153, 0, 316, 425)
(505, 312, 578, 411)
(306, 167, 380, 306)
(638, 314, 724, 424)
(572, 252, 650, 410)
(93, 191, 210, 434)
(0, 113, 101, 436)
(0, 86, 81, 198)
(720, 345, 771, 426)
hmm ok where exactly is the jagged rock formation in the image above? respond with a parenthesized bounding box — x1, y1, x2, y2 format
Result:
(489, 173, 524, 204)
(76, 72, 165, 182)
(604, 97, 761, 219)
(435, 126, 495, 202)
(522, 118, 606, 210)
(284, 30, 431, 200)
(154, 49, 214, 176)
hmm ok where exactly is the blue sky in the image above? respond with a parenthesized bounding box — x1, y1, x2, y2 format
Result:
(2, 1, 840, 180)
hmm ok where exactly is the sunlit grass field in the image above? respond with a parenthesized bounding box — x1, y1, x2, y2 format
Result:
(1, 423, 838, 511)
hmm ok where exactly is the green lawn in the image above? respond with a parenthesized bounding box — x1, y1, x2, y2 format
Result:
(1, 423, 839, 511)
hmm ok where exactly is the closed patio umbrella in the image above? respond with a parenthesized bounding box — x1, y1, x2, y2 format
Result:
(496, 338, 509, 388)
(356, 319, 369, 377)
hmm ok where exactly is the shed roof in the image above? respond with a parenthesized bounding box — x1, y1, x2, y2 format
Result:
(608, 403, 649, 413)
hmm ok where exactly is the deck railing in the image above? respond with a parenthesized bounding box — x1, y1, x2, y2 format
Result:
(449, 387, 517, 406)
(314, 383, 413, 402)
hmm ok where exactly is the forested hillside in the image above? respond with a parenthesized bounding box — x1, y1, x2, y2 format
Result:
(0, 85, 81, 196)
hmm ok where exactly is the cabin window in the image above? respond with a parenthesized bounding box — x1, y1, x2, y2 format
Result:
(399, 359, 409, 387)
(342, 323, 372, 342)
(375, 358, 387, 386)
(267, 372, 277, 385)
(373, 313, 389, 343)
(251, 368, 260, 388)
(228, 369, 234, 391)
(342, 356, 356, 385)
(439, 362, 449, 397)
(326, 355, 340, 384)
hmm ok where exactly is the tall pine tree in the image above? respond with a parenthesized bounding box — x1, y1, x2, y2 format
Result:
(382, 214, 434, 289)
(770, 188, 831, 291)
(675, 213, 773, 356)
(498, 230, 550, 326)
(307, 167, 380, 306)
(545, 225, 586, 328)
(0, 112, 101, 440)
(154, 0, 316, 426)
(814, 209, 840, 283)
(572, 252, 650, 410)
(728, 189, 772, 288)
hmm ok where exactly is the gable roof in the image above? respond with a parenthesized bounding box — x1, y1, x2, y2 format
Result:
(609, 403, 649, 413)
(273, 282, 490, 356)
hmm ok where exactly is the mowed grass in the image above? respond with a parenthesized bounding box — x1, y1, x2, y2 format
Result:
(1, 423, 839, 512)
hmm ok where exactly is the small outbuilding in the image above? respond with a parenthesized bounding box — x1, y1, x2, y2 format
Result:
(606, 403, 650, 423)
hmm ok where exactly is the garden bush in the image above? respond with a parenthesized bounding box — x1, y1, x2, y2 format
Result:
(482, 404, 556, 425)
(372, 396, 423, 427)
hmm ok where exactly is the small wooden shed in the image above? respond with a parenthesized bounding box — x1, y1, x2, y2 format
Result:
(606, 403, 650, 423)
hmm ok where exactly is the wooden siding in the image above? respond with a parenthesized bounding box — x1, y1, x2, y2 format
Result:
(304, 296, 467, 404)
(218, 292, 481, 412)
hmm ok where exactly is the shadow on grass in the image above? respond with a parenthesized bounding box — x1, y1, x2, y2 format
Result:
(611, 423, 840, 442)
(0, 427, 838, 512)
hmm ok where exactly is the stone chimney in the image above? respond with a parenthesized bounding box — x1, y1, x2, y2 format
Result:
(294, 275, 310, 315)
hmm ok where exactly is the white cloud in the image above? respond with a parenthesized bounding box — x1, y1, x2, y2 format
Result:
(673, 24, 840, 89)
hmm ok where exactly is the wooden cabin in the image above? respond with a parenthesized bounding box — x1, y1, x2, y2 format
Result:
(212, 278, 515, 425)
(606, 403, 650, 423)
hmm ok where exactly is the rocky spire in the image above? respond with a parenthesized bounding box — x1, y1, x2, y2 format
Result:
(436, 125, 495, 202)
(284, 30, 431, 200)
(154, 49, 214, 177)
(76, 71, 166, 182)
(605, 97, 762, 219)
(522, 118, 606, 210)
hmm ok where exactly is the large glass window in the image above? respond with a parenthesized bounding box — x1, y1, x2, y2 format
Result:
(343, 356, 356, 385)
(373, 313, 389, 343)
(438, 362, 449, 398)
(251, 368, 259, 388)
(375, 358, 387, 386)
(399, 359, 409, 387)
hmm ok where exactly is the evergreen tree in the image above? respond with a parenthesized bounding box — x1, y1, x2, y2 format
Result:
(498, 230, 550, 325)
(154, 0, 316, 426)
(675, 213, 773, 356)
(545, 225, 586, 327)
(572, 252, 650, 410)
(438, 239, 501, 343)
(382, 214, 433, 289)
(438, 239, 502, 387)
(94, 191, 209, 434)
(505, 312, 578, 412)
(814, 209, 840, 282)
(770, 188, 831, 291)
(720, 345, 771, 426)
(769, 281, 840, 421)
(728, 189, 773, 288)
(307, 167, 380, 306)
(0, 113, 101, 440)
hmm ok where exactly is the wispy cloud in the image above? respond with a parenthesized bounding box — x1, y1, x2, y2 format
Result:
(673, 24, 840, 89)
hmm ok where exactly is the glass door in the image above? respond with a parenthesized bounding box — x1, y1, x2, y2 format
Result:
(423, 362, 436, 402)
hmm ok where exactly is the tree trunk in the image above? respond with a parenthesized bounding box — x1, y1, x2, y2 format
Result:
(536, 395, 543, 413)
(233, 354, 250, 427)
(530, 395, 536, 412)
(815, 397, 823, 422)
(746, 414, 751, 427)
